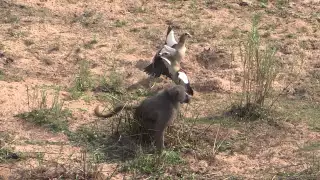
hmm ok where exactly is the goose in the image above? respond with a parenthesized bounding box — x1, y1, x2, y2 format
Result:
(165, 25, 192, 63)
(144, 51, 194, 96)
(144, 45, 180, 77)
(144, 26, 192, 78)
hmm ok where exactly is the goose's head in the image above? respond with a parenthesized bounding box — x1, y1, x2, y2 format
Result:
(183, 32, 192, 38)
(158, 51, 171, 57)
(179, 32, 192, 43)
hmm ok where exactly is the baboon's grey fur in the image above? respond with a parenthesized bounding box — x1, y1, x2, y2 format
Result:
(94, 85, 189, 152)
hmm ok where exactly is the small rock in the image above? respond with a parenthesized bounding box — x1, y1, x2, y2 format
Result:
(239, 2, 249, 6)
(239, 0, 252, 6)
(6, 152, 19, 159)
(61, 92, 70, 97)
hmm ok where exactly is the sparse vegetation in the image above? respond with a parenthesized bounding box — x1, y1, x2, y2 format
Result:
(122, 150, 184, 175)
(277, 98, 320, 131)
(276, 152, 320, 180)
(258, 0, 268, 8)
(68, 125, 114, 162)
(0, 69, 23, 82)
(16, 87, 71, 133)
(23, 39, 34, 46)
(72, 10, 102, 28)
(12, 157, 104, 180)
(230, 14, 279, 120)
(69, 60, 93, 99)
(114, 20, 127, 28)
(83, 37, 98, 49)
(0, 147, 21, 163)
(93, 69, 128, 103)
(68, 105, 142, 163)
(3, 11, 20, 24)
(276, 0, 290, 9)
(129, 6, 147, 14)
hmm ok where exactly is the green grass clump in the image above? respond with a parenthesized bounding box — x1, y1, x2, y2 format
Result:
(17, 108, 70, 133)
(16, 87, 71, 133)
(0, 147, 22, 163)
(114, 20, 127, 27)
(83, 37, 98, 49)
(122, 150, 184, 175)
(73, 60, 92, 91)
(93, 69, 127, 103)
(97, 70, 124, 94)
(69, 60, 93, 99)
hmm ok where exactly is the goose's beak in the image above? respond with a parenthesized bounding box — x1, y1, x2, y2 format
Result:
(186, 32, 192, 38)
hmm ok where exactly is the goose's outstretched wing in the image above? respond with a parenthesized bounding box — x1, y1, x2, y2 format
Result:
(165, 25, 178, 47)
(144, 53, 175, 79)
(159, 45, 177, 58)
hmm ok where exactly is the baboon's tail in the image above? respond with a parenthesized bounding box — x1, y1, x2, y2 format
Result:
(94, 104, 137, 118)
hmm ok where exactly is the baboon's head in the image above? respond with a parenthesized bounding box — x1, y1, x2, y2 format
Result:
(167, 85, 190, 104)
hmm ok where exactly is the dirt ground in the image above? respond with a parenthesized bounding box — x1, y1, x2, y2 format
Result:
(0, 0, 319, 179)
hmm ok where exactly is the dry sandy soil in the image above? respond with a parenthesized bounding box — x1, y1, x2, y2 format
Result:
(0, 0, 319, 179)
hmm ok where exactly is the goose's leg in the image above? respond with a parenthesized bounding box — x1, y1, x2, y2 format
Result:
(148, 75, 157, 88)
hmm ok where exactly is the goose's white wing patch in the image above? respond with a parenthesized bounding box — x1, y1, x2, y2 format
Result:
(166, 29, 178, 47)
(160, 56, 176, 79)
(159, 45, 176, 57)
(161, 57, 171, 65)
(178, 72, 189, 84)
(163, 45, 176, 54)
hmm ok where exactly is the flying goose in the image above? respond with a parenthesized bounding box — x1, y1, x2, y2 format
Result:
(144, 26, 192, 78)
(144, 45, 180, 77)
(144, 51, 194, 96)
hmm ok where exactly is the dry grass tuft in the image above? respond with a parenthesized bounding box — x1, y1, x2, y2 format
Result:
(230, 14, 280, 120)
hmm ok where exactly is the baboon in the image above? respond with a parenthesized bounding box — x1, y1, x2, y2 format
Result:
(94, 85, 190, 152)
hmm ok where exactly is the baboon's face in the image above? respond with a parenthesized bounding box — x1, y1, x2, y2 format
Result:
(182, 93, 190, 104)
(169, 85, 190, 104)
